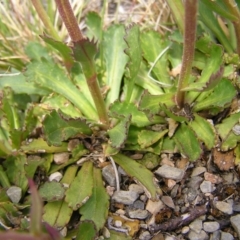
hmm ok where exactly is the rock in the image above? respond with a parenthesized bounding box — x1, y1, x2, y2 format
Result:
(186, 188, 199, 202)
(189, 219, 203, 234)
(146, 199, 164, 215)
(132, 200, 145, 210)
(49, 172, 63, 182)
(53, 152, 69, 164)
(203, 221, 220, 232)
(112, 191, 139, 205)
(102, 165, 117, 187)
(188, 176, 203, 189)
(6, 186, 22, 203)
(200, 180, 215, 193)
(233, 203, 240, 212)
(128, 209, 149, 219)
(210, 230, 220, 240)
(220, 231, 234, 240)
(191, 167, 206, 177)
(139, 231, 151, 240)
(181, 226, 190, 234)
(215, 201, 233, 215)
(129, 184, 144, 194)
(161, 195, 175, 209)
(155, 165, 185, 181)
(204, 172, 222, 184)
(230, 214, 240, 238)
(188, 230, 208, 240)
(114, 220, 122, 227)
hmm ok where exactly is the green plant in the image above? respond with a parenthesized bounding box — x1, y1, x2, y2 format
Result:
(0, 0, 240, 239)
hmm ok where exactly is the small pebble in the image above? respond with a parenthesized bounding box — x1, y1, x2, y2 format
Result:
(6, 186, 22, 203)
(161, 195, 175, 209)
(129, 184, 144, 194)
(210, 230, 220, 240)
(200, 180, 215, 193)
(139, 231, 151, 240)
(189, 219, 203, 234)
(49, 172, 63, 182)
(112, 190, 139, 205)
(155, 165, 185, 181)
(114, 220, 122, 228)
(215, 201, 233, 215)
(102, 165, 117, 187)
(53, 152, 69, 164)
(220, 231, 234, 240)
(182, 226, 190, 234)
(133, 200, 145, 210)
(191, 167, 206, 177)
(128, 209, 149, 219)
(203, 221, 220, 232)
(230, 214, 240, 238)
(146, 199, 164, 215)
(204, 172, 222, 184)
(188, 230, 208, 240)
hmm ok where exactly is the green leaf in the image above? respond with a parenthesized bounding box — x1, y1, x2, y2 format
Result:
(220, 132, 240, 151)
(25, 61, 97, 119)
(216, 112, 240, 140)
(139, 91, 175, 114)
(43, 110, 92, 146)
(124, 24, 141, 102)
(24, 42, 51, 61)
(79, 167, 109, 231)
(21, 138, 68, 154)
(85, 12, 102, 41)
(188, 114, 216, 150)
(110, 101, 154, 127)
(103, 25, 128, 105)
(0, 166, 11, 188)
(39, 182, 65, 202)
(65, 161, 94, 210)
(193, 79, 236, 112)
(41, 34, 74, 69)
(113, 153, 160, 199)
(0, 73, 50, 95)
(42, 166, 77, 228)
(108, 115, 131, 149)
(3, 155, 28, 192)
(76, 221, 97, 240)
(140, 30, 171, 86)
(109, 230, 132, 240)
(173, 123, 202, 161)
(138, 129, 168, 148)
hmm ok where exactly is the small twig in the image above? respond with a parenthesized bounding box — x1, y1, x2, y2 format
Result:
(149, 204, 208, 233)
(108, 156, 120, 192)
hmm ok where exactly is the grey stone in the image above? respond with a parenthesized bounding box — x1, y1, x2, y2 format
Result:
(233, 203, 240, 212)
(49, 172, 62, 182)
(139, 231, 151, 240)
(112, 190, 139, 205)
(132, 200, 145, 210)
(189, 219, 203, 234)
(210, 230, 220, 240)
(186, 188, 199, 202)
(215, 201, 233, 215)
(191, 167, 206, 177)
(188, 176, 203, 189)
(220, 231, 234, 240)
(181, 226, 190, 234)
(188, 230, 208, 240)
(155, 165, 185, 181)
(129, 184, 144, 194)
(230, 214, 240, 238)
(102, 165, 118, 187)
(200, 180, 215, 193)
(6, 186, 22, 203)
(53, 152, 69, 164)
(128, 209, 149, 219)
(203, 221, 220, 232)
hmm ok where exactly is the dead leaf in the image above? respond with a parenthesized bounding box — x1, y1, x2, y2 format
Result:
(213, 148, 235, 171)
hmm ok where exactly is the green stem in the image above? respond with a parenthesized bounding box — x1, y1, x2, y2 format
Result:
(175, 0, 198, 108)
(223, 0, 240, 56)
(165, 0, 184, 34)
(31, 0, 60, 41)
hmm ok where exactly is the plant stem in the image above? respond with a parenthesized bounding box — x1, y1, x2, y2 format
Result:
(31, 0, 60, 41)
(55, 0, 109, 127)
(175, 0, 198, 108)
(55, 0, 83, 42)
(223, 0, 240, 56)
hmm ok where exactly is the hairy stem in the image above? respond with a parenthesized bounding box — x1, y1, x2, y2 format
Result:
(31, 0, 60, 41)
(175, 0, 198, 108)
